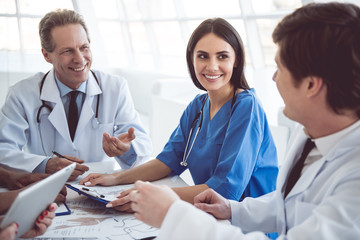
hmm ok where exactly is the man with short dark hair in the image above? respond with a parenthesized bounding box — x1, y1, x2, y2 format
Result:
(126, 3, 360, 239)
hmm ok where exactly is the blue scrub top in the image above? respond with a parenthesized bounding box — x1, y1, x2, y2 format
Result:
(157, 89, 278, 201)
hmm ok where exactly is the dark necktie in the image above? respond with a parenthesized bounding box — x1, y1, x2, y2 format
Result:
(284, 138, 315, 198)
(68, 91, 79, 141)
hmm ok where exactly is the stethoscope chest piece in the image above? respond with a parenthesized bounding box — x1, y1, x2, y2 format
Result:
(180, 161, 188, 167)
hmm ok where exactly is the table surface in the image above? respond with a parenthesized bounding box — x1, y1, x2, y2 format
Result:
(31, 160, 187, 240)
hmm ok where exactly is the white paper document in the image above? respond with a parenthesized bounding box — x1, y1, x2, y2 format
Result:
(35, 161, 187, 239)
(37, 196, 158, 239)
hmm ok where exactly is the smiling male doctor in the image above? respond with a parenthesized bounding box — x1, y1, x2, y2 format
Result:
(0, 9, 152, 180)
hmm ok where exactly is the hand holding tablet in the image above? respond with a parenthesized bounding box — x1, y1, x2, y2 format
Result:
(0, 163, 75, 238)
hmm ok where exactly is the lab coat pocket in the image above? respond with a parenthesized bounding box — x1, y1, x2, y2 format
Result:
(94, 122, 114, 159)
(293, 199, 316, 226)
(98, 122, 115, 136)
(96, 122, 115, 142)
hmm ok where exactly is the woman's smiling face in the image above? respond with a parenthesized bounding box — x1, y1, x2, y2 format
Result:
(193, 33, 236, 94)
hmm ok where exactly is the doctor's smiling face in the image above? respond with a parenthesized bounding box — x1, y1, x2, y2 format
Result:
(42, 23, 92, 90)
(193, 33, 236, 95)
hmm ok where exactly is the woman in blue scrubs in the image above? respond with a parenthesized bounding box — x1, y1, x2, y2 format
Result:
(80, 18, 278, 208)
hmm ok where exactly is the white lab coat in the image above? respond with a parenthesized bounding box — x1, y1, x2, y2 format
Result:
(0, 69, 152, 171)
(157, 124, 360, 240)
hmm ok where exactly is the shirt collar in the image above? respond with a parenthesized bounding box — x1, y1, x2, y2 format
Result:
(54, 74, 87, 97)
(305, 120, 360, 157)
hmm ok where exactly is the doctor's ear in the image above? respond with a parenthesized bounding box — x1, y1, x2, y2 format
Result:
(42, 49, 52, 63)
(306, 76, 324, 97)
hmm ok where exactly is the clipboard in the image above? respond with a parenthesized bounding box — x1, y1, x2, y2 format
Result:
(55, 202, 71, 216)
(66, 184, 112, 204)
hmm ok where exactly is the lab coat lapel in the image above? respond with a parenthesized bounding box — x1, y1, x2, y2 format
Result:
(40, 69, 70, 142)
(286, 157, 326, 198)
(287, 125, 360, 198)
(75, 72, 102, 139)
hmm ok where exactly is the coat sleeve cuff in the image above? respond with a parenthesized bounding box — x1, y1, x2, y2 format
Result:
(32, 157, 50, 173)
(115, 145, 137, 169)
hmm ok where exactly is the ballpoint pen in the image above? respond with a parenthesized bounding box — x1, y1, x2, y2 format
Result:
(82, 187, 105, 198)
(52, 151, 71, 161)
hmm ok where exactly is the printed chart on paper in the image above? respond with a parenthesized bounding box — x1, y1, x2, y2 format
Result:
(36, 196, 158, 240)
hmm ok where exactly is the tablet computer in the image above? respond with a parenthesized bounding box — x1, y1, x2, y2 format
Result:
(0, 163, 75, 237)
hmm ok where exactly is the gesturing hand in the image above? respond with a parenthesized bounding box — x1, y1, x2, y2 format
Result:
(103, 127, 135, 157)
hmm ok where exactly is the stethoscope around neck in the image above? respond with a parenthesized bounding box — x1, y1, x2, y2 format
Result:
(36, 70, 100, 125)
(180, 88, 238, 167)
(36, 70, 101, 154)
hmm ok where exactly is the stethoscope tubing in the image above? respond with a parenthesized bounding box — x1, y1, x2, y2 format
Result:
(36, 70, 101, 154)
(36, 70, 100, 123)
(181, 123, 200, 167)
(180, 88, 238, 167)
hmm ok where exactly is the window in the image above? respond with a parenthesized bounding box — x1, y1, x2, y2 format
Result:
(0, 0, 327, 73)
(1, 0, 358, 124)
(0, 0, 73, 72)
